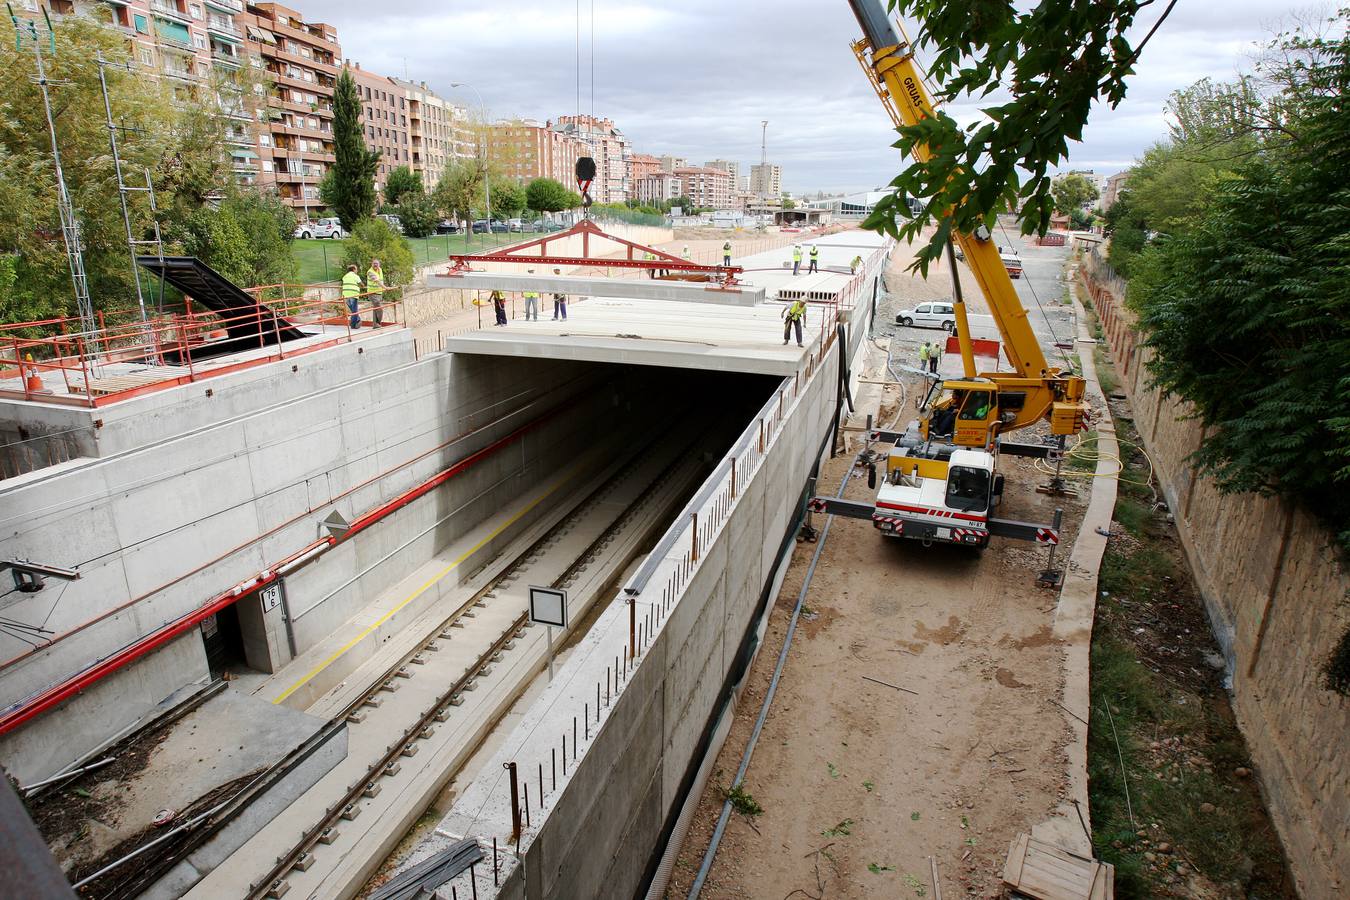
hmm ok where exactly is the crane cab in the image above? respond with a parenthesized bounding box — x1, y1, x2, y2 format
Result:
(923, 382, 999, 449)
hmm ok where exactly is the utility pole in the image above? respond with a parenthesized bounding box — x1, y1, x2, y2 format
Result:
(760, 120, 768, 167)
(17, 7, 96, 336)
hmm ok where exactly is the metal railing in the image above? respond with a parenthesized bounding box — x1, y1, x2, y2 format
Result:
(1, 288, 402, 409)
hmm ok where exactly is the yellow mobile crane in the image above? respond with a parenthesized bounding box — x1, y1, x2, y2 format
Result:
(810, 1, 1092, 551)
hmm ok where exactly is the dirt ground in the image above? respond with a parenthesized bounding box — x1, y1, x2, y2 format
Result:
(666, 241, 1090, 899)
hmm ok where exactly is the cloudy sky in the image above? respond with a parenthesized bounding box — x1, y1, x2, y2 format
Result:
(322, 0, 1315, 195)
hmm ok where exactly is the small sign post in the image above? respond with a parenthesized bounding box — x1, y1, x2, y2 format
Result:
(529, 586, 568, 681)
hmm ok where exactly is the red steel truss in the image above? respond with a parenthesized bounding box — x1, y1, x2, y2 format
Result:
(442, 218, 745, 288)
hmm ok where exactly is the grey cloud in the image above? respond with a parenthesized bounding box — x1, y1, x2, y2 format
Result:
(318, 0, 1313, 192)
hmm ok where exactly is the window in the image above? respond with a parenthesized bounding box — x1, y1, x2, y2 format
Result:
(134, 13, 149, 33)
(189, 3, 203, 18)
(259, 133, 272, 147)
(944, 466, 990, 513)
(262, 160, 274, 172)
(139, 46, 154, 65)
(193, 33, 207, 49)
(916, 304, 931, 314)
(958, 391, 993, 421)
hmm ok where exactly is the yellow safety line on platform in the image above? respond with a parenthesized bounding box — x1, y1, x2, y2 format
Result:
(272, 465, 583, 705)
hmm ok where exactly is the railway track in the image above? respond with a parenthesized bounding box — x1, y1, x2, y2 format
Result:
(97, 413, 721, 900)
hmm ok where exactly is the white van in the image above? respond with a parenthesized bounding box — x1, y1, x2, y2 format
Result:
(895, 301, 956, 331)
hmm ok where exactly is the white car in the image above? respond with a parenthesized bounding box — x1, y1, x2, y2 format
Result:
(895, 301, 956, 331)
(294, 217, 345, 239)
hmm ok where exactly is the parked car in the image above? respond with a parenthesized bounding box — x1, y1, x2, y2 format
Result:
(471, 219, 490, 234)
(436, 219, 461, 234)
(377, 214, 404, 234)
(895, 301, 956, 331)
(490, 220, 508, 233)
(294, 217, 345, 240)
(507, 218, 524, 232)
(531, 219, 564, 233)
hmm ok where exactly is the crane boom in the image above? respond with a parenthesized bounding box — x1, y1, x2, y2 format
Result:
(847, 0, 1088, 440)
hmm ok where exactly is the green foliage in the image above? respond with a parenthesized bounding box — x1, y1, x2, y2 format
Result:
(525, 177, 579, 214)
(0, 14, 236, 319)
(1134, 19, 1350, 550)
(722, 784, 762, 818)
(383, 166, 423, 207)
(865, 0, 1168, 271)
(1053, 173, 1099, 215)
(433, 157, 490, 222)
(341, 219, 412, 288)
(173, 190, 297, 289)
(490, 178, 526, 220)
(395, 192, 438, 239)
(330, 69, 380, 231)
(1103, 193, 1147, 278)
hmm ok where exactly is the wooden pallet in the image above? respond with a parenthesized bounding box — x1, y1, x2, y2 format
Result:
(1002, 834, 1114, 900)
(71, 367, 190, 396)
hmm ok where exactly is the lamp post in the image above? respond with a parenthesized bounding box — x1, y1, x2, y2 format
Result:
(450, 81, 491, 235)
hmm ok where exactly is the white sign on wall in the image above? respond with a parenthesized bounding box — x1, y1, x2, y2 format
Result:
(260, 584, 281, 613)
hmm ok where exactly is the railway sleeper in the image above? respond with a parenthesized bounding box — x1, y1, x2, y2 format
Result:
(395, 667, 413, 679)
(341, 804, 361, 821)
(384, 762, 402, 777)
(319, 828, 340, 845)
(362, 782, 382, 798)
(401, 744, 420, 758)
(379, 680, 399, 693)
(292, 852, 315, 872)
(265, 878, 291, 898)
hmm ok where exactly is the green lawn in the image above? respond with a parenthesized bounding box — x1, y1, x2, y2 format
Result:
(291, 232, 530, 284)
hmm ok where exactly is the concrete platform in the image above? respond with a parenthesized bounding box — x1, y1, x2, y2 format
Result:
(424, 271, 765, 307)
(439, 297, 827, 376)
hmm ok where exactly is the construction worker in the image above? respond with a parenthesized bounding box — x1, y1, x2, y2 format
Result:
(929, 339, 942, 373)
(782, 298, 807, 347)
(791, 244, 802, 276)
(723, 241, 732, 267)
(681, 245, 691, 262)
(551, 268, 567, 320)
(851, 255, 863, 274)
(645, 250, 657, 279)
(366, 259, 385, 326)
(918, 341, 931, 370)
(491, 290, 508, 326)
(807, 244, 819, 274)
(523, 269, 540, 320)
(341, 265, 362, 329)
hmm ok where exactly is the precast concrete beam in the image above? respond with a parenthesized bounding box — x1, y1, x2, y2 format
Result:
(424, 272, 764, 307)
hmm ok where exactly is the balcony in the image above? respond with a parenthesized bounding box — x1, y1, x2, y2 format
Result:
(206, 18, 241, 41)
(211, 48, 243, 67)
(204, 0, 244, 12)
(149, 1, 190, 25)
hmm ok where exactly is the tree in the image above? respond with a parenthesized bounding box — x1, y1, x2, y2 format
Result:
(174, 190, 298, 288)
(863, 0, 1180, 271)
(525, 178, 578, 216)
(433, 158, 489, 223)
(1051, 174, 1098, 215)
(670, 195, 693, 213)
(395, 192, 439, 238)
(330, 68, 380, 231)
(1131, 12, 1350, 552)
(383, 165, 423, 207)
(490, 179, 526, 220)
(342, 219, 413, 289)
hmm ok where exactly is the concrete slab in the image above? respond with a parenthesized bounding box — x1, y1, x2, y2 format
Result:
(439, 297, 828, 376)
(424, 272, 764, 307)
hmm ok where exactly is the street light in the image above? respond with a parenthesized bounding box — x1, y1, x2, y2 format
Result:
(450, 81, 491, 232)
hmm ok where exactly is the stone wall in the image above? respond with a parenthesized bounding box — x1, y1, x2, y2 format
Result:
(1079, 255, 1348, 898)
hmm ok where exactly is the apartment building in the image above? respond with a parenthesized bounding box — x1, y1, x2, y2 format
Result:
(750, 162, 782, 198)
(237, 3, 340, 212)
(488, 119, 587, 186)
(1101, 171, 1129, 212)
(347, 63, 409, 198)
(626, 153, 661, 185)
(674, 166, 733, 210)
(555, 114, 630, 203)
(705, 159, 739, 183)
(395, 78, 471, 191)
(633, 172, 681, 206)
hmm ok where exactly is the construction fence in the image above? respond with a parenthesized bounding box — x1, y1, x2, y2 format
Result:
(1078, 251, 1349, 899)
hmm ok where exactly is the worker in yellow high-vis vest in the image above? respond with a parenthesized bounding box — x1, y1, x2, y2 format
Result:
(341, 265, 362, 329)
(783, 298, 807, 347)
(807, 245, 819, 274)
(791, 244, 803, 276)
(365, 259, 386, 326)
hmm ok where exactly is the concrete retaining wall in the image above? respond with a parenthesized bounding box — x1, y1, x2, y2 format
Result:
(1080, 257, 1348, 898)
(422, 292, 873, 900)
(0, 338, 602, 783)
